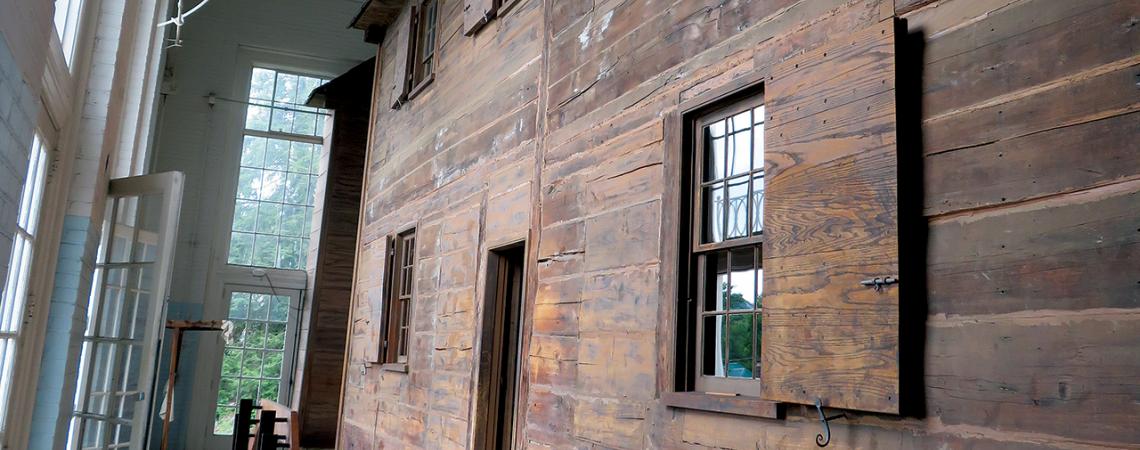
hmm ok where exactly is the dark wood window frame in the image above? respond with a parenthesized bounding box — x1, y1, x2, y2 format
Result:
(379, 227, 416, 371)
(661, 72, 780, 420)
(404, 0, 438, 102)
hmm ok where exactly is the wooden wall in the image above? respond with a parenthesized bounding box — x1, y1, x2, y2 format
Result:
(339, 0, 1140, 448)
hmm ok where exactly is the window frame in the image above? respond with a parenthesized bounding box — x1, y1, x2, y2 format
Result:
(225, 66, 330, 271)
(379, 227, 417, 370)
(662, 74, 780, 419)
(404, 0, 439, 101)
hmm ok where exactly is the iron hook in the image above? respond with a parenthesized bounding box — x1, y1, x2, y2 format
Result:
(814, 398, 845, 447)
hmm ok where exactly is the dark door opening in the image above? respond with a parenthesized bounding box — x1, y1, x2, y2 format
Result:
(474, 244, 525, 449)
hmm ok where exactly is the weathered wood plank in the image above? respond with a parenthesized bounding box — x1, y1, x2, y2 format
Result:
(928, 181, 1140, 316)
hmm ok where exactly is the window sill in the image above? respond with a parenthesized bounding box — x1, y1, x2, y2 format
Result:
(663, 391, 782, 419)
(379, 363, 408, 373)
(407, 74, 434, 102)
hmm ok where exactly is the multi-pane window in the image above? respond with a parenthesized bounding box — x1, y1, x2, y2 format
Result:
(226, 67, 328, 270)
(213, 291, 294, 435)
(382, 230, 415, 365)
(0, 136, 48, 430)
(690, 93, 765, 395)
(407, 0, 438, 97)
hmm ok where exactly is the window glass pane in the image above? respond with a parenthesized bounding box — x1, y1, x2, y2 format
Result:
(728, 249, 756, 310)
(725, 176, 749, 239)
(264, 139, 290, 171)
(270, 108, 295, 134)
(293, 111, 317, 136)
(289, 142, 313, 173)
(245, 105, 270, 131)
(259, 380, 280, 402)
(231, 200, 258, 233)
(752, 107, 765, 171)
(259, 171, 285, 203)
(727, 127, 751, 177)
(703, 184, 725, 244)
(284, 173, 309, 205)
(727, 314, 754, 378)
(249, 294, 270, 321)
(252, 235, 279, 267)
(263, 351, 283, 378)
(279, 205, 307, 237)
(702, 315, 726, 377)
(706, 252, 728, 311)
(266, 323, 287, 350)
(277, 237, 302, 270)
(240, 136, 266, 168)
(255, 203, 281, 234)
(228, 292, 250, 320)
(269, 297, 289, 322)
(249, 69, 276, 101)
(236, 168, 261, 200)
(274, 73, 299, 104)
(221, 349, 242, 376)
(227, 233, 254, 266)
(752, 172, 764, 235)
(705, 127, 725, 182)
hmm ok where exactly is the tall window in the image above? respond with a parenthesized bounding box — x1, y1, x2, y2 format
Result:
(406, 0, 438, 98)
(0, 136, 49, 430)
(212, 289, 297, 435)
(54, 0, 86, 66)
(381, 229, 416, 365)
(227, 67, 328, 270)
(689, 93, 765, 395)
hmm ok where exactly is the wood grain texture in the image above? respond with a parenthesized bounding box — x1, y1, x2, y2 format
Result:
(461, 0, 495, 36)
(761, 17, 900, 414)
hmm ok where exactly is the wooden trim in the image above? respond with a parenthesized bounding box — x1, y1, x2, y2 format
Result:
(406, 72, 435, 101)
(379, 362, 408, 373)
(662, 392, 781, 419)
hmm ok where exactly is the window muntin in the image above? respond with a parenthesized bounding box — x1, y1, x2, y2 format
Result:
(212, 291, 295, 435)
(227, 67, 328, 270)
(689, 94, 765, 395)
(0, 136, 49, 430)
(407, 0, 438, 96)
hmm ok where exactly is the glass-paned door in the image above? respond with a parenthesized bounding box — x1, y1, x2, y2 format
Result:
(68, 172, 183, 450)
(208, 286, 299, 444)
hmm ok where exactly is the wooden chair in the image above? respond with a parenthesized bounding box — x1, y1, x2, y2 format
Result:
(233, 399, 300, 450)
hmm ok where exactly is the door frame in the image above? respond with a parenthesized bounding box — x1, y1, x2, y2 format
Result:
(472, 241, 527, 450)
(198, 282, 304, 449)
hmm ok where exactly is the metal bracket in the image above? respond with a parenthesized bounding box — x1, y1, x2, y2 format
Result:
(859, 276, 898, 292)
(814, 398, 846, 447)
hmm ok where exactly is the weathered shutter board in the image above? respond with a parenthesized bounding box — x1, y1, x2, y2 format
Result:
(389, 5, 414, 109)
(462, 0, 497, 36)
(760, 17, 901, 414)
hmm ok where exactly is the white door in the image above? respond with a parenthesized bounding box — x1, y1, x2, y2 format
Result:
(67, 172, 183, 450)
(204, 284, 300, 449)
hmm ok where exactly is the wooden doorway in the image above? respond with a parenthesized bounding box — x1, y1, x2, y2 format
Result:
(474, 244, 525, 449)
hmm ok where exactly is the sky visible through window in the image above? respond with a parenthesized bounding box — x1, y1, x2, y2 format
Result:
(227, 68, 328, 271)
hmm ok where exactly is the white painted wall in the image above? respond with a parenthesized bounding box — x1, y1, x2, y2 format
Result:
(147, 0, 372, 446)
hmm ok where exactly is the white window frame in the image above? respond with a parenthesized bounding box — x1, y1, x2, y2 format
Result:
(0, 136, 50, 437)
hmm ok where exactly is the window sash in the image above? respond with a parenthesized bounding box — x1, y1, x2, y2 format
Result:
(685, 93, 765, 397)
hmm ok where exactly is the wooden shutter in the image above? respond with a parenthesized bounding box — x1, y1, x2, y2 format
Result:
(760, 17, 900, 414)
(363, 236, 396, 362)
(462, 0, 497, 36)
(388, 6, 414, 108)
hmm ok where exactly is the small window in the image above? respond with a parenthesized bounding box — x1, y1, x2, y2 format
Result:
(381, 229, 416, 366)
(405, 0, 438, 99)
(54, 0, 86, 66)
(686, 92, 765, 396)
